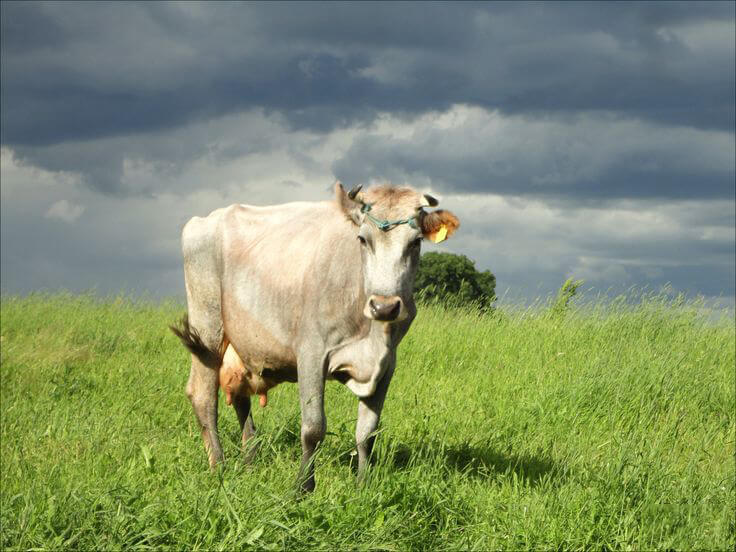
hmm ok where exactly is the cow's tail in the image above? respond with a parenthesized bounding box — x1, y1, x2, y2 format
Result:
(169, 315, 223, 369)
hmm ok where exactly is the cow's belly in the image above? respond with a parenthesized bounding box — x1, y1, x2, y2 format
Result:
(222, 302, 298, 384)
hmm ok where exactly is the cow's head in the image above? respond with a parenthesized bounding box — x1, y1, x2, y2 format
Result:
(336, 182, 459, 323)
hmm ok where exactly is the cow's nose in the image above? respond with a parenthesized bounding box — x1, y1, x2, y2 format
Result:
(367, 296, 402, 322)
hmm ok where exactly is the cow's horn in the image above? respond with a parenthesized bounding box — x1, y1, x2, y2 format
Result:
(348, 185, 363, 200)
(421, 193, 439, 207)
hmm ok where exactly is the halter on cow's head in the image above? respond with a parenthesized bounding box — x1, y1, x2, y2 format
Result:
(336, 181, 460, 323)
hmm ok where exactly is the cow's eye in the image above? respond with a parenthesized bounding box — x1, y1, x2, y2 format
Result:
(357, 235, 367, 246)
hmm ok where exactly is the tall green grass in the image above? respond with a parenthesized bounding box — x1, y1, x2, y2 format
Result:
(1, 292, 734, 550)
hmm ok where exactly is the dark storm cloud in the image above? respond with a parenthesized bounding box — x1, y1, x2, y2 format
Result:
(2, 1, 733, 147)
(447, 194, 735, 301)
(332, 109, 735, 201)
(0, 168, 186, 295)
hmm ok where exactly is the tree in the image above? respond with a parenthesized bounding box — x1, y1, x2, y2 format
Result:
(414, 252, 496, 309)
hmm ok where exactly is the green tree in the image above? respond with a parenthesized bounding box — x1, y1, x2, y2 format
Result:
(414, 252, 496, 309)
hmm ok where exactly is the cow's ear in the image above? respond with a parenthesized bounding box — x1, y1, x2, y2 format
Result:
(420, 209, 459, 243)
(335, 181, 362, 225)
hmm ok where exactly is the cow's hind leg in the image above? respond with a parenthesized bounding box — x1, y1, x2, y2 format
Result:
(232, 394, 258, 463)
(174, 314, 225, 469)
(187, 359, 223, 468)
(174, 215, 227, 469)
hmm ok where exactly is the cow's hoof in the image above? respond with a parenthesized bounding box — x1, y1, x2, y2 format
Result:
(297, 476, 316, 494)
(242, 440, 260, 464)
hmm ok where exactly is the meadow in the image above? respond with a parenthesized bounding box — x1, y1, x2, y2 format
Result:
(1, 292, 733, 550)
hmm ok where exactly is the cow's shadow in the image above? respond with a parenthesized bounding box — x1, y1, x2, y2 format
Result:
(378, 439, 564, 487)
(231, 418, 564, 488)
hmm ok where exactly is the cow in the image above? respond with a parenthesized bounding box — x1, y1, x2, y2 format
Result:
(170, 182, 459, 492)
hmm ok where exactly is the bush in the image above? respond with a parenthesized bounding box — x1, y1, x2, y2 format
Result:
(414, 252, 496, 310)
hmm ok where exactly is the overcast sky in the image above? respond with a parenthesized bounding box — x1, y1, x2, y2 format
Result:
(1, 1, 734, 307)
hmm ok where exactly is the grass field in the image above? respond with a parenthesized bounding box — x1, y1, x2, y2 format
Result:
(1, 293, 734, 550)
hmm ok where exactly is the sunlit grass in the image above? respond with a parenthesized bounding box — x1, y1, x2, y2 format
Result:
(1, 292, 734, 550)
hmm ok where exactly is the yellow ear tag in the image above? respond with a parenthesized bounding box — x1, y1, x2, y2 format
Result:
(432, 224, 448, 243)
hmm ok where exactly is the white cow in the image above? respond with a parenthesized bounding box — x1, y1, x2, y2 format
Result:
(171, 182, 459, 491)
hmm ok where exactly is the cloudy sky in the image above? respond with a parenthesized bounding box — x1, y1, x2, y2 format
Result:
(1, 1, 734, 306)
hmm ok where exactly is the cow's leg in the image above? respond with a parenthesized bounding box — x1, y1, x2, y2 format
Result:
(181, 304, 225, 468)
(186, 351, 223, 468)
(232, 394, 258, 462)
(355, 362, 395, 476)
(297, 355, 326, 493)
(177, 216, 226, 469)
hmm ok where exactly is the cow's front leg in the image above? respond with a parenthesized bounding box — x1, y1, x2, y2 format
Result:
(297, 355, 326, 493)
(232, 394, 258, 463)
(355, 361, 395, 476)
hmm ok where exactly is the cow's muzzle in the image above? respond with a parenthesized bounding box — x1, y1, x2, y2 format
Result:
(364, 295, 404, 322)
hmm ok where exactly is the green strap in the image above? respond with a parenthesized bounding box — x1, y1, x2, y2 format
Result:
(360, 203, 418, 231)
